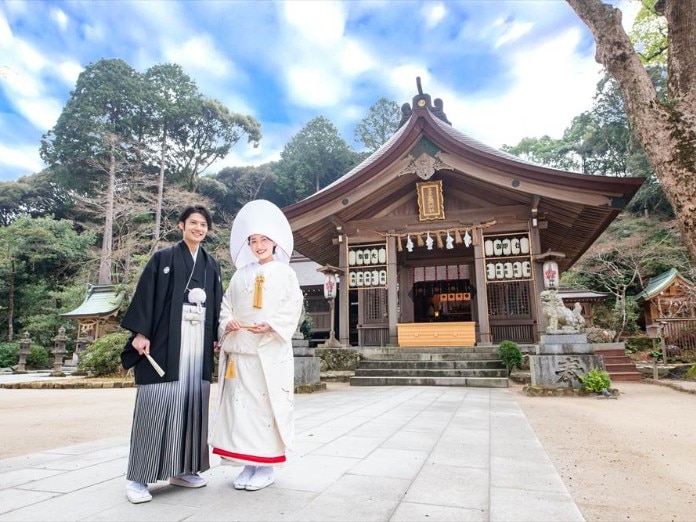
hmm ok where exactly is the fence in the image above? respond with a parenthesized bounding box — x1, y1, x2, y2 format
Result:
(660, 318, 696, 351)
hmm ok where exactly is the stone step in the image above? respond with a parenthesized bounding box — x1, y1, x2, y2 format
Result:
(609, 372, 643, 382)
(605, 363, 639, 373)
(596, 349, 627, 357)
(363, 352, 500, 361)
(349, 376, 509, 387)
(359, 360, 505, 370)
(354, 368, 509, 378)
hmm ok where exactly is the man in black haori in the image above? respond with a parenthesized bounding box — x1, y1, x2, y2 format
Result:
(121, 205, 222, 504)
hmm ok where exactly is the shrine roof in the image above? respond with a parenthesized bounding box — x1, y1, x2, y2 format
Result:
(635, 268, 694, 302)
(61, 284, 123, 318)
(283, 83, 644, 270)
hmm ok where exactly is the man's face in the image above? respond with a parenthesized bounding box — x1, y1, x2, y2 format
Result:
(249, 234, 276, 263)
(179, 212, 208, 246)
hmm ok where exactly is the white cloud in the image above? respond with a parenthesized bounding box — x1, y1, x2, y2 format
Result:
(494, 20, 534, 48)
(445, 27, 602, 149)
(56, 60, 83, 87)
(0, 142, 44, 177)
(50, 8, 69, 32)
(422, 2, 447, 30)
(283, 0, 346, 45)
(163, 35, 235, 79)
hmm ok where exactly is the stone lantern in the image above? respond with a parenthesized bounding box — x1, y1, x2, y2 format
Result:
(15, 331, 32, 373)
(51, 327, 69, 377)
(317, 264, 344, 349)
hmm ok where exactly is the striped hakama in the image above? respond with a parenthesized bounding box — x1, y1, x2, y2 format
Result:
(126, 305, 210, 483)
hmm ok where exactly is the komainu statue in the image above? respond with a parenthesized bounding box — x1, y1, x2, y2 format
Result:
(540, 290, 586, 333)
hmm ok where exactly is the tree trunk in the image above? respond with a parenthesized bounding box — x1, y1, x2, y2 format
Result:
(7, 259, 14, 342)
(98, 138, 115, 285)
(566, 0, 696, 262)
(153, 131, 167, 245)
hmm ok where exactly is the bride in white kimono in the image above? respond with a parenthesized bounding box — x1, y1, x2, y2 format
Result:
(209, 200, 303, 491)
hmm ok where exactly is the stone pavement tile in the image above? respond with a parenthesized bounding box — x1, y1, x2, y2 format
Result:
(428, 441, 489, 469)
(311, 435, 384, 459)
(390, 501, 487, 522)
(490, 456, 568, 493)
(291, 474, 411, 522)
(0, 452, 68, 473)
(287, 440, 325, 459)
(17, 458, 126, 494)
(489, 486, 584, 522)
(274, 454, 360, 493)
(402, 413, 454, 433)
(81, 500, 197, 522)
(42, 437, 129, 456)
(440, 427, 489, 445)
(36, 445, 129, 472)
(0, 489, 59, 515)
(347, 448, 428, 480)
(0, 478, 124, 521)
(381, 429, 441, 452)
(293, 494, 398, 521)
(349, 419, 406, 439)
(403, 463, 488, 510)
(294, 423, 356, 444)
(0, 468, 64, 490)
(186, 486, 317, 521)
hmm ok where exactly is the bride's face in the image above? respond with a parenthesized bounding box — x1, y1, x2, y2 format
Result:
(248, 234, 276, 264)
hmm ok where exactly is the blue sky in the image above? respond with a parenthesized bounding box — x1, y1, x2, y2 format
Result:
(0, 0, 639, 182)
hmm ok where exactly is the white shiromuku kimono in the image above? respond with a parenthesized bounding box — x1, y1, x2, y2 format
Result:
(210, 260, 303, 465)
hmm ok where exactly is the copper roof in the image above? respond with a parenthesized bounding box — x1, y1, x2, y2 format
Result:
(284, 90, 644, 272)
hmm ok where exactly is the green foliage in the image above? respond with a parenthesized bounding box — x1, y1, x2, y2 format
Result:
(79, 331, 130, 377)
(685, 364, 696, 380)
(498, 340, 523, 375)
(273, 116, 361, 206)
(353, 98, 401, 153)
(0, 342, 18, 368)
(629, 0, 668, 66)
(26, 345, 50, 369)
(300, 315, 313, 341)
(625, 336, 654, 353)
(580, 368, 612, 393)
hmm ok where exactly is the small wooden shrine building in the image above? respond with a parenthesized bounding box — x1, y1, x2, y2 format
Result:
(61, 284, 123, 349)
(284, 83, 643, 346)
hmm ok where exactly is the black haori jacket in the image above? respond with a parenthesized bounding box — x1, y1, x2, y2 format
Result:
(121, 241, 222, 385)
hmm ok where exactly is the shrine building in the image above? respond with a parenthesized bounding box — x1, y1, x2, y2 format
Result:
(284, 84, 643, 347)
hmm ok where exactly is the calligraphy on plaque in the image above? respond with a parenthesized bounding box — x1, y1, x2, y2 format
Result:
(416, 180, 445, 221)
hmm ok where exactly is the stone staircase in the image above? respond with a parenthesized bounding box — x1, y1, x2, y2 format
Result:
(596, 346, 643, 382)
(350, 346, 509, 388)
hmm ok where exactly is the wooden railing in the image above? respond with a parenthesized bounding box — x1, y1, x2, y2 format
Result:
(490, 323, 535, 344)
(358, 325, 390, 347)
(660, 318, 696, 351)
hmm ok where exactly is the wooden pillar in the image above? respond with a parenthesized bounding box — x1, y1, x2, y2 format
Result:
(529, 223, 544, 340)
(338, 238, 350, 346)
(387, 235, 398, 346)
(473, 226, 491, 345)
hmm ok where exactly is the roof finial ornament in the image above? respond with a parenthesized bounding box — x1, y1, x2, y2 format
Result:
(416, 76, 423, 95)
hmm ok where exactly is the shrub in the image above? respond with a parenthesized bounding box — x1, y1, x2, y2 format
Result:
(79, 331, 130, 377)
(580, 368, 612, 393)
(27, 345, 51, 369)
(0, 343, 18, 368)
(498, 340, 523, 376)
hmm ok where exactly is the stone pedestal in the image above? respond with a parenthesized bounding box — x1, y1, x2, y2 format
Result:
(293, 338, 325, 393)
(529, 333, 604, 389)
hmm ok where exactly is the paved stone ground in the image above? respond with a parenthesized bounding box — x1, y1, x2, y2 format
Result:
(0, 384, 583, 522)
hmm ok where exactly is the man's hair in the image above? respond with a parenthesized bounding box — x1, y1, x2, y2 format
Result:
(179, 205, 213, 229)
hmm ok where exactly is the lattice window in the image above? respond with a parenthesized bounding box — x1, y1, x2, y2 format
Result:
(364, 288, 388, 323)
(487, 281, 531, 318)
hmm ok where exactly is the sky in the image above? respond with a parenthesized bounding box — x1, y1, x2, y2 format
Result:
(0, 0, 640, 183)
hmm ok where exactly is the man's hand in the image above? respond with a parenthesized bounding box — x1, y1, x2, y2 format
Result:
(132, 333, 150, 355)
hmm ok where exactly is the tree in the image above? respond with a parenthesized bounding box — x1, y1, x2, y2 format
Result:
(0, 217, 95, 341)
(566, 0, 696, 262)
(202, 164, 277, 218)
(142, 64, 200, 243)
(274, 117, 361, 206)
(353, 98, 401, 153)
(40, 58, 145, 284)
(167, 97, 262, 192)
